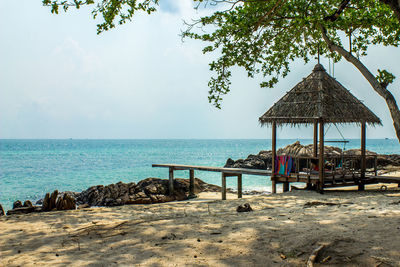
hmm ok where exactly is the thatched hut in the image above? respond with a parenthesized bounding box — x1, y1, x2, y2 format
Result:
(259, 64, 381, 193)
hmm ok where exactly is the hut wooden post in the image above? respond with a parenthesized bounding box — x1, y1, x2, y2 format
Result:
(313, 120, 318, 157)
(237, 174, 243, 198)
(271, 122, 277, 194)
(189, 169, 196, 198)
(318, 120, 324, 193)
(221, 173, 227, 200)
(359, 122, 366, 191)
(169, 167, 174, 196)
(307, 120, 318, 190)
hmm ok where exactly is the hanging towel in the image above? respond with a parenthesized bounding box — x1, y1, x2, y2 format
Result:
(274, 156, 295, 177)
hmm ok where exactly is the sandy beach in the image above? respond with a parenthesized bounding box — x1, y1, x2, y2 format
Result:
(1, 180, 400, 266)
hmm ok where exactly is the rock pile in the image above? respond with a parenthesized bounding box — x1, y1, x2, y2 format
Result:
(4, 177, 224, 216)
(225, 141, 400, 170)
(76, 177, 222, 207)
(225, 151, 272, 169)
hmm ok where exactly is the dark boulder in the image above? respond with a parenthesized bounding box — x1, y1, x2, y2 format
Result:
(0, 204, 4, 216)
(237, 203, 253, 212)
(23, 200, 33, 208)
(13, 200, 23, 209)
(55, 193, 76, 210)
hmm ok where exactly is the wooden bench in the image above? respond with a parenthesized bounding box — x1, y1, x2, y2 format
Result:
(152, 164, 272, 200)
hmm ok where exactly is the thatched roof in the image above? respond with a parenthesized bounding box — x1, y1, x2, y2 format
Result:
(259, 64, 382, 126)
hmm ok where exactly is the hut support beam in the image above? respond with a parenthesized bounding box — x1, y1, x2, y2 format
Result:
(313, 120, 318, 157)
(271, 122, 277, 194)
(318, 120, 324, 193)
(307, 120, 319, 190)
(189, 169, 196, 198)
(238, 174, 243, 198)
(359, 122, 366, 191)
(222, 173, 227, 200)
(169, 167, 174, 196)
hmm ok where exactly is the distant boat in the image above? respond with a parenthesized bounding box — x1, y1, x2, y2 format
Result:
(385, 138, 389, 140)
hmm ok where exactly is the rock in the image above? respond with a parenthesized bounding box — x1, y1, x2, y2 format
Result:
(49, 190, 58, 211)
(13, 200, 23, 209)
(7, 206, 35, 215)
(56, 193, 76, 210)
(42, 193, 50, 211)
(23, 200, 33, 208)
(0, 204, 4, 216)
(225, 158, 235, 167)
(237, 203, 253, 212)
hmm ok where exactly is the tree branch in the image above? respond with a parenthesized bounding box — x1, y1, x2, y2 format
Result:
(324, 0, 351, 22)
(320, 24, 400, 140)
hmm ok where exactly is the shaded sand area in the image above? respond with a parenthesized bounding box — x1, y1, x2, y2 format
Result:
(1, 185, 400, 266)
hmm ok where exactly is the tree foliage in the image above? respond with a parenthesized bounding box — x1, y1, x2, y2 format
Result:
(42, 0, 160, 34)
(182, 0, 399, 107)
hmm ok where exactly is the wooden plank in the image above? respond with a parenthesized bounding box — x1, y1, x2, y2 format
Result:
(152, 164, 272, 176)
(189, 169, 195, 198)
(238, 174, 242, 198)
(272, 121, 277, 194)
(222, 173, 227, 200)
(169, 167, 174, 196)
(359, 122, 366, 191)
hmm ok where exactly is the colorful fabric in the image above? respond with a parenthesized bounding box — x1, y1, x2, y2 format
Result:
(274, 155, 294, 177)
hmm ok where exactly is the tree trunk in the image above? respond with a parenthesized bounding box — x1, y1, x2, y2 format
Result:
(321, 25, 400, 142)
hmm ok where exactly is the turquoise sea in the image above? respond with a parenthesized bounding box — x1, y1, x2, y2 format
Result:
(1, 139, 399, 211)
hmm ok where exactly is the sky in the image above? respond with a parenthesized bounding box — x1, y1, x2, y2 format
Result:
(0, 0, 399, 139)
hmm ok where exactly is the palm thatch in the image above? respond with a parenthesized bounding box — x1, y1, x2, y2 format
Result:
(259, 64, 382, 126)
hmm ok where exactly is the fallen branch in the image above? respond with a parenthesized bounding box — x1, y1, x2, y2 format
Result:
(307, 245, 325, 267)
(371, 255, 397, 266)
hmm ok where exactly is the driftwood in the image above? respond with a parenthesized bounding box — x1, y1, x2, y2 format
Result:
(307, 245, 325, 267)
(371, 255, 398, 266)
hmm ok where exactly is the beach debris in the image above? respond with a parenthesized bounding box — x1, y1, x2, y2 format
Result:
(236, 203, 253, 212)
(13, 200, 23, 209)
(307, 245, 325, 267)
(371, 255, 397, 266)
(303, 201, 341, 208)
(321, 256, 331, 263)
(0, 204, 5, 216)
(161, 233, 177, 240)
